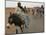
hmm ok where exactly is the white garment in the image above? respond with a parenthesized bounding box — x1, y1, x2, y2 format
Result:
(15, 7, 30, 33)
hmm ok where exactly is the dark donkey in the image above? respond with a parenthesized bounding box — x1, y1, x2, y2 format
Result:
(8, 13, 25, 33)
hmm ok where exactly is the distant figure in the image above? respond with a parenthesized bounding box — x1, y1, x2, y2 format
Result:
(37, 5, 44, 16)
(41, 5, 44, 15)
(24, 6, 27, 13)
(32, 9, 34, 15)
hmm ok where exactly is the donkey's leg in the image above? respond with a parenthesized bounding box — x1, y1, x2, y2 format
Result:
(16, 26, 21, 34)
(21, 25, 24, 32)
(20, 26, 23, 32)
(20, 25, 24, 32)
(16, 29, 18, 34)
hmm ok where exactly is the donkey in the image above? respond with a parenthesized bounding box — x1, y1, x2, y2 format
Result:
(8, 13, 25, 33)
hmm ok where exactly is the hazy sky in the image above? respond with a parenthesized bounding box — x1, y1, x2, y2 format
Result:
(6, 1, 44, 8)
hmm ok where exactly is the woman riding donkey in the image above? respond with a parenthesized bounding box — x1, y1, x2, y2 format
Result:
(15, 2, 30, 33)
